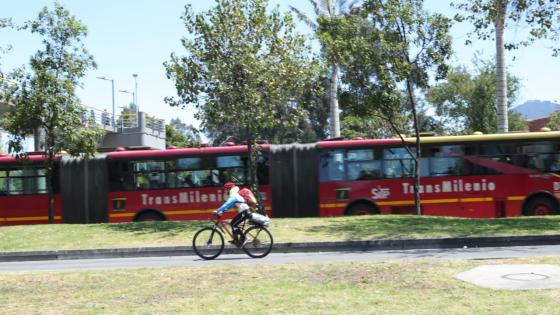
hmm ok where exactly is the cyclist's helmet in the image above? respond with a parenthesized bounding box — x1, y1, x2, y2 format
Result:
(223, 182, 235, 190)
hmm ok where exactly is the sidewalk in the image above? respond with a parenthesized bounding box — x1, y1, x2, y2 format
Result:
(2, 234, 560, 262)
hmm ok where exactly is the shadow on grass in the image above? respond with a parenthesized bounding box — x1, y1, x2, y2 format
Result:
(98, 220, 210, 237)
(303, 215, 560, 240)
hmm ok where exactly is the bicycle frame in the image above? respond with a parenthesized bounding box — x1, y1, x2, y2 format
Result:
(210, 215, 250, 245)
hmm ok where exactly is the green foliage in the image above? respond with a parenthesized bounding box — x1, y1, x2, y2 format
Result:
(453, 0, 560, 132)
(0, 18, 13, 72)
(426, 57, 526, 134)
(0, 3, 103, 222)
(166, 118, 201, 148)
(165, 0, 320, 141)
(453, 0, 560, 54)
(290, 0, 359, 138)
(546, 110, 560, 131)
(318, 0, 453, 135)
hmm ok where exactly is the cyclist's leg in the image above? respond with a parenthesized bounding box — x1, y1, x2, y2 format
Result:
(230, 211, 246, 242)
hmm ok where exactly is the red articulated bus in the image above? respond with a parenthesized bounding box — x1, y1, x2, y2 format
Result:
(1, 131, 560, 226)
(103, 145, 271, 223)
(0, 154, 62, 225)
(307, 131, 560, 218)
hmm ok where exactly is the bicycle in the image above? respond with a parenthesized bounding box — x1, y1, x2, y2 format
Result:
(192, 212, 273, 260)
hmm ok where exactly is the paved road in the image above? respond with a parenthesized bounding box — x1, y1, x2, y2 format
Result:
(1, 245, 560, 273)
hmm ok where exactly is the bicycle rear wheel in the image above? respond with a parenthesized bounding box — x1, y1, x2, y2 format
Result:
(242, 226, 273, 258)
(192, 227, 224, 260)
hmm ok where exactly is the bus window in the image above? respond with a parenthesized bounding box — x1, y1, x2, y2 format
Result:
(348, 161, 381, 180)
(134, 173, 151, 190)
(347, 149, 380, 180)
(347, 149, 374, 161)
(175, 157, 202, 169)
(108, 161, 133, 191)
(132, 160, 166, 189)
(172, 170, 195, 187)
(480, 143, 515, 155)
(257, 153, 269, 184)
(537, 153, 560, 172)
(133, 160, 165, 172)
(320, 150, 345, 182)
(219, 167, 246, 185)
(384, 158, 429, 178)
(0, 170, 7, 194)
(8, 169, 23, 195)
(383, 160, 404, 178)
(432, 145, 464, 157)
(216, 155, 247, 185)
(217, 156, 243, 168)
(190, 169, 219, 187)
(383, 147, 415, 159)
(430, 157, 463, 176)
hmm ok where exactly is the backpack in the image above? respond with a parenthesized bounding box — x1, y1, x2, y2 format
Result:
(238, 187, 258, 208)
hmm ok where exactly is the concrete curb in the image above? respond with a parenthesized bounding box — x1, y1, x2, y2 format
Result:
(1, 234, 560, 262)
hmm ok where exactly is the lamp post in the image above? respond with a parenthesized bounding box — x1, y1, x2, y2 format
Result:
(96, 76, 115, 126)
(119, 89, 135, 106)
(119, 89, 136, 127)
(132, 74, 138, 115)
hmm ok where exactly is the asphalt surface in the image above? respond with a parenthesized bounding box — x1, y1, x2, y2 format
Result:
(2, 234, 560, 262)
(2, 245, 560, 273)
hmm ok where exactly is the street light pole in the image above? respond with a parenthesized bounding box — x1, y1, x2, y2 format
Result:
(132, 74, 138, 115)
(119, 89, 136, 127)
(118, 89, 135, 106)
(96, 76, 115, 126)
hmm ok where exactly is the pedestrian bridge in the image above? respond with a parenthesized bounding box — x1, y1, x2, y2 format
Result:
(1, 76, 166, 150)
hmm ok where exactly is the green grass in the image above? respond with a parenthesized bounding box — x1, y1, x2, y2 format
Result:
(1, 215, 560, 252)
(1, 256, 559, 314)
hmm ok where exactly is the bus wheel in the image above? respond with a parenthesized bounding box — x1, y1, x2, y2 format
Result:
(346, 202, 377, 215)
(135, 211, 164, 222)
(523, 196, 559, 216)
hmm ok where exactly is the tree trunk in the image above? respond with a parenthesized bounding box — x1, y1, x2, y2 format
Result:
(495, 1, 508, 133)
(406, 79, 422, 216)
(246, 128, 265, 214)
(329, 63, 340, 138)
(46, 150, 55, 224)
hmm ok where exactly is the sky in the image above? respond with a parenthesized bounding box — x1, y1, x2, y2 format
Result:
(1, 0, 559, 130)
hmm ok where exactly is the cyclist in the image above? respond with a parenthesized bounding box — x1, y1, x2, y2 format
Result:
(213, 182, 253, 245)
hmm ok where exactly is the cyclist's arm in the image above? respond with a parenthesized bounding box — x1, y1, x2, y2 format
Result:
(216, 195, 238, 213)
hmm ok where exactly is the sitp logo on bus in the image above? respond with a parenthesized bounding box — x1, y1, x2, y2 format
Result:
(371, 186, 391, 199)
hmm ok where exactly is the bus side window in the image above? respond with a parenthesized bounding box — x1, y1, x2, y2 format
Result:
(108, 161, 133, 191)
(383, 160, 403, 178)
(0, 171, 6, 195)
(319, 150, 345, 182)
(135, 173, 150, 190)
(257, 154, 269, 184)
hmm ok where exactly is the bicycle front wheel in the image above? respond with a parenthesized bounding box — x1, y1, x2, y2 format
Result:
(192, 227, 224, 260)
(242, 226, 273, 258)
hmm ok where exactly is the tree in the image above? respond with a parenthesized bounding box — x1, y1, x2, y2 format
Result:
(454, 0, 560, 133)
(0, 18, 12, 66)
(290, 0, 358, 138)
(427, 57, 526, 134)
(166, 118, 201, 147)
(546, 110, 560, 131)
(318, 0, 453, 215)
(1, 3, 103, 223)
(165, 0, 319, 211)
